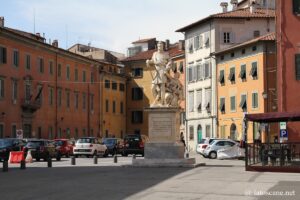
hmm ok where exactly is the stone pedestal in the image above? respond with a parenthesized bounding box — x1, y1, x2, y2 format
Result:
(132, 107, 197, 168)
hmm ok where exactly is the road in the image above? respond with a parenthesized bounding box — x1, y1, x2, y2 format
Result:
(1, 154, 299, 200)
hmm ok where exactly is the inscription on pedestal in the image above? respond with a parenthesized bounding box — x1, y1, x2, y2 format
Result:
(151, 117, 172, 137)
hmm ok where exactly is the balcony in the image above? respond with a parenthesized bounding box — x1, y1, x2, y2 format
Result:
(21, 98, 41, 113)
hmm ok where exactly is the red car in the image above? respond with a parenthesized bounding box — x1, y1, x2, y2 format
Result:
(54, 139, 74, 157)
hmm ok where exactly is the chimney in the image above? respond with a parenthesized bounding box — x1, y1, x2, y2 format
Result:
(230, 0, 238, 10)
(52, 40, 58, 48)
(178, 40, 185, 51)
(0, 17, 4, 28)
(220, 2, 228, 13)
(250, 0, 257, 13)
(165, 39, 170, 50)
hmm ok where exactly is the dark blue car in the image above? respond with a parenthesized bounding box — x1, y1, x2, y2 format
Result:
(102, 138, 123, 156)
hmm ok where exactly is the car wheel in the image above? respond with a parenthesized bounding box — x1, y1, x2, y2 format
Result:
(36, 157, 40, 161)
(56, 153, 61, 161)
(209, 151, 217, 159)
(103, 150, 108, 157)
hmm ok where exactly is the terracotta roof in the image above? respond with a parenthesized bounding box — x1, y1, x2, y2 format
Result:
(215, 32, 275, 55)
(176, 8, 275, 32)
(132, 38, 156, 44)
(122, 45, 184, 62)
(5, 27, 45, 41)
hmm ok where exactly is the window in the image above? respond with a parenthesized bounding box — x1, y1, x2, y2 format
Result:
(49, 126, 53, 139)
(239, 94, 247, 112)
(105, 80, 110, 88)
(0, 124, 4, 138)
(132, 111, 143, 124)
(132, 68, 143, 77)
(206, 125, 211, 138)
(12, 79, 18, 101)
(220, 55, 225, 60)
(252, 46, 257, 51)
(196, 90, 202, 112)
(75, 69, 78, 81)
(230, 96, 236, 111)
(120, 102, 124, 114)
(205, 89, 212, 113)
(179, 61, 184, 73)
(220, 97, 225, 113)
(119, 83, 125, 91)
(0, 78, 5, 98)
(293, 0, 300, 14)
(90, 94, 94, 111)
(58, 64, 62, 77)
(112, 81, 117, 90)
(0, 46, 7, 64)
(188, 38, 194, 53)
(58, 89, 62, 107)
(231, 52, 235, 58)
(75, 128, 79, 139)
(254, 30, 260, 38)
(240, 64, 246, 80)
(180, 112, 186, 125)
(250, 62, 258, 79)
(66, 65, 70, 80)
(25, 82, 31, 101)
(82, 93, 86, 110)
(91, 72, 94, 84)
(106, 99, 109, 112)
(13, 50, 19, 67)
(252, 92, 258, 109)
(197, 64, 203, 81)
(38, 58, 44, 73)
(82, 71, 86, 82)
(194, 36, 200, 50)
(223, 32, 230, 43)
(66, 90, 70, 108)
(36, 85, 43, 104)
(49, 61, 53, 75)
(11, 125, 16, 138)
(228, 67, 235, 83)
(188, 91, 194, 112)
(113, 100, 116, 113)
(296, 54, 300, 80)
(219, 70, 225, 85)
(204, 62, 210, 79)
(189, 126, 194, 140)
(188, 66, 193, 82)
(74, 92, 79, 109)
(25, 55, 30, 70)
(241, 49, 246, 54)
(83, 128, 86, 137)
(132, 87, 143, 100)
(204, 32, 210, 47)
(48, 87, 53, 105)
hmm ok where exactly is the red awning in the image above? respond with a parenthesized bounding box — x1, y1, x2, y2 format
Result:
(245, 112, 300, 123)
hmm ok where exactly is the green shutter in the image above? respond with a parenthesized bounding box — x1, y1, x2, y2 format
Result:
(293, 0, 300, 14)
(296, 54, 300, 80)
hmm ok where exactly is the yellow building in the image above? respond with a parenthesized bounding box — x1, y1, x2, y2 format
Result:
(99, 64, 127, 138)
(216, 33, 277, 143)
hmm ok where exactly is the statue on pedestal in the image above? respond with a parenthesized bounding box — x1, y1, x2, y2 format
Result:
(146, 41, 183, 107)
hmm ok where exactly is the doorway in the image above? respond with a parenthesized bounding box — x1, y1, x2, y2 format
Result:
(230, 123, 237, 140)
(197, 125, 202, 143)
(23, 124, 32, 138)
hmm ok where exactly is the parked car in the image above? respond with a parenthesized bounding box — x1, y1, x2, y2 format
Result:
(122, 134, 149, 157)
(196, 138, 220, 157)
(102, 138, 123, 156)
(73, 137, 108, 157)
(23, 139, 61, 161)
(0, 138, 26, 161)
(203, 139, 238, 159)
(54, 139, 74, 157)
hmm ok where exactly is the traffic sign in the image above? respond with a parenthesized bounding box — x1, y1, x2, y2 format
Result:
(280, 122, 287, 130)
(280, 129, 288, 138)
(16, 129, 23, 139)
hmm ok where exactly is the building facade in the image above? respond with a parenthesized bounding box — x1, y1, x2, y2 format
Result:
(176, 4, 275, 151)
(276, 0, 300, 141)
(216, 33, 277, 143)
(0, 19, 126, 139)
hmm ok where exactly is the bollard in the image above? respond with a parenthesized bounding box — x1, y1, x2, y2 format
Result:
(132, 154, 136, 160)
(2, 160, 8, 172)
(20, 160, 26, 170)
(93, 155, 98, 164)
(113, 155, 118, 163)
(47, 158, 52, 168)
(71, 156, 76, 165)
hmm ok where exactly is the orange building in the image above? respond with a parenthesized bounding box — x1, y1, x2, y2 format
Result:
(216, 33, 277, 142)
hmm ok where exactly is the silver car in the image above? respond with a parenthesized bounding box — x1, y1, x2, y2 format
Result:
(203, 139, 238, 159)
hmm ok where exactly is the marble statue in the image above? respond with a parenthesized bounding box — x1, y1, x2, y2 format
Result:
(146, 41, 184, 107)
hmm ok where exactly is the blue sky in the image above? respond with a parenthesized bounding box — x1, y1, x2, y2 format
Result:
(0, 0, 226, 54)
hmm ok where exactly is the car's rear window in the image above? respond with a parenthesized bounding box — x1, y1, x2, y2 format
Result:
(77, 138, 93, 144)
(103, 139, 115, 144)
(125, 136, 140, 142)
